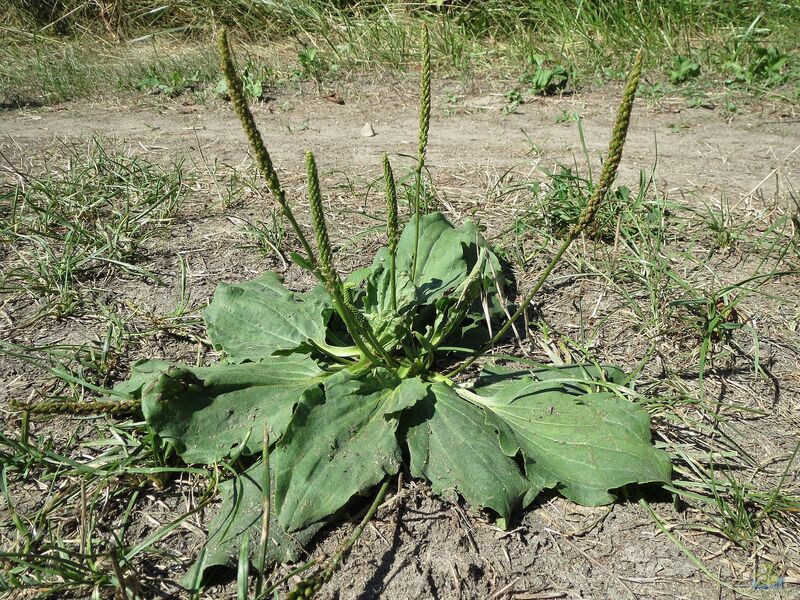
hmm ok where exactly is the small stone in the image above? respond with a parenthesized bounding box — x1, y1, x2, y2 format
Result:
(361, 122, 376, 137)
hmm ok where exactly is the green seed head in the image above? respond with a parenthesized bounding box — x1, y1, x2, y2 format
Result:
(418, 24, 431, 164)
(218, 29, 282, 206)
(573, 50, 643, 236)
(383, 153, 398, 252)
(306, 151, 338, 292)
(342, 284, 374, 338)
(218, 29, 317, 268)
(10, 398, 141, 417)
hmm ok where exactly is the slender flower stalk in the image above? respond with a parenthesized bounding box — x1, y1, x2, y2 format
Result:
(384, 153, 399, 312)
(306, 152, 382, 365)
(572, 50, 644, 236)
(411, 24, 431, 279)
(218, 29, 316, 268)
(220, 30, 383, 365)
(285, 479, 391, 600)
(447, 50, 644, 378)
(417, 25, 431, 169)
(307, 152, 397, 368)
(221, 29, 395, 368)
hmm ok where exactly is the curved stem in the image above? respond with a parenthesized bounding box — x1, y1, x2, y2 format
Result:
(304, 340, 361, 366)
(361, 326, 399, 368)
(332, 291, 383, 366)
(323, 478, 391, 580)
(446, 50, 644, 379)
(446, 235, 574, 378)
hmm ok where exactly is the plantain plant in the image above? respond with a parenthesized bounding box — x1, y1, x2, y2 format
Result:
(115, 30, 670, 595)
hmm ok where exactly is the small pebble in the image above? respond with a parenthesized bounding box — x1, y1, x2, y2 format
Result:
(361, 122, 376, 137)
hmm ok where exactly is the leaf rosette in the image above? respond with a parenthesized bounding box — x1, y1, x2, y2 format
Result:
(117, 214, 670, 582)
(111, 34, 669, 588)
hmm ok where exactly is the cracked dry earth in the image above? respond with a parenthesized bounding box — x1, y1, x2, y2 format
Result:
(1, 75, 799, 599)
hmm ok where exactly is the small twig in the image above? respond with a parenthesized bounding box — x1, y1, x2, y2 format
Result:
(561, 506, 613, 538)
(192, 127, 225, 206)
(484, 576, 520, 600)
(450, 562, 463, 593)
(481, 292, 494, 339)
(515, 592, 568, 600)
(79, 481, 87, 556)
(732, 142, 799, 211)
(523, 305, 530, 343)
(451, 504, 479, 554)
(487, 257, 524, 350)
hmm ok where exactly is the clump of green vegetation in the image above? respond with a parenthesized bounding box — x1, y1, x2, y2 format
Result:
(239, 211, 286, 259)
(727, 45, 789, 87)
(89, 31, 671, 595)
(502, 88, 523, 114)
(215, 61, 274, 100)
(502, 54, 572, 114)
(521, 53, 572, 95)
(521, 165, 639, 241)
(669, 55, 701, 84)
(137, 68, 201, 96)
(555, 110, 579, 123)
(0, 141, 185, 318)
(292, 46, 334, 82)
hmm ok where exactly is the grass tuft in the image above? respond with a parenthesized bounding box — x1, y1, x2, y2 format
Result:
(0, 140, 185, 319)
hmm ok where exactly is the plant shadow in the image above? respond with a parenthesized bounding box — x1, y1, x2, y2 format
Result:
(353, 498, 407, 600)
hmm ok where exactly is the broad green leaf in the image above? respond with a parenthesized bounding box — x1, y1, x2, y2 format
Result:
(403, 382, 531, 523)
(203, 272, 333, 362)
(427, 248, 493, 350)
(274, 369, 427, 532)
(141, 356, 326, 464)
(473, 377, 671, 506)
(181, 460, 321, 589)
(350, 212, 503, 319)
(112, 359, 173, 398)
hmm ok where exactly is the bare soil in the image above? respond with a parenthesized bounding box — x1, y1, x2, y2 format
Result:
(1, 75, 799, 599)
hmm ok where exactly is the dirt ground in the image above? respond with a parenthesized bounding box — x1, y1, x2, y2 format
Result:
(1, 74, 799, 599)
